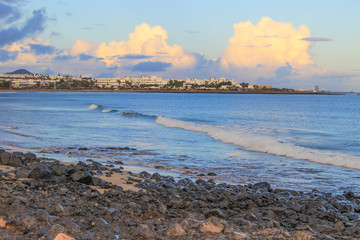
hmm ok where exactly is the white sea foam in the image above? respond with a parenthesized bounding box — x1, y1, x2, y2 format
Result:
(155, 116, 360, 170)
(88, 104, 100, 109)
(0, 125, 17, 129)
(101, 109, 114, 113)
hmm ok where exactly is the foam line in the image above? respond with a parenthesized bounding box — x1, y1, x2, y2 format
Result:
(155, 116, 360, 170)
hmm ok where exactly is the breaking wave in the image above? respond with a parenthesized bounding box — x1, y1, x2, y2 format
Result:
(155, 116, 360, 170)
(88, 104, 100, 109)
(121, 111, 157, 119)
(101, 109, 117, 113)
(0, 126, 17, 129)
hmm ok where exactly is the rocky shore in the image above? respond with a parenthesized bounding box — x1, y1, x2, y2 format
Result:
(0, 149, 359, 239)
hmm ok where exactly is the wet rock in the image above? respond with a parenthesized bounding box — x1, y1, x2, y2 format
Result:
(253, 182, 271, 192)
(207, 172, 217, 176)
(140, 171, 151, 179)
(151, 172, 162, 181)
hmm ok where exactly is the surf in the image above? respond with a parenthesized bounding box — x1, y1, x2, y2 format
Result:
(155, 116, 360, 170)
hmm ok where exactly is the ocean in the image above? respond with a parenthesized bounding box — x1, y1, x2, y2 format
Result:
(0, 92, 359, 194)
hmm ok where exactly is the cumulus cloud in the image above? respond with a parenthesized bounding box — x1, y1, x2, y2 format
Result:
(221, 17, 313, 70)
(0, 9, 46, 47)
(70, 23, 196, 70)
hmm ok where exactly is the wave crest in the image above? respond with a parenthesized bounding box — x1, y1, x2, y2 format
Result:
(155, 116, 360, 170)
(88, 104, 100, 109)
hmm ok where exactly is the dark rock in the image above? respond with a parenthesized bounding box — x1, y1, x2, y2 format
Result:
(207, 172, 217, 176)
(316, 224, 334, 233)
(205, 209, 226, 219)
(9, 153, 26, 167)
(91, 177, 108, 187)
(114, 160, 124, 165)
(253, 182, 271, 192)
(50, 163, 68, 176)
(24, 152, 37, 162)
(70, 171, 93, 184)
(0, 152, 11, 164)
(140, 171, 151, 179)
(78, 147, 88, 151)
(15, 169, 30, 178)
(43, 223, 66, 239)
(28, 166, 52, 180)
(91, 217, 109, 228)
(334, 221, 345, 232)
(74, 161, 88, 172)
(151, 172, 162, 181)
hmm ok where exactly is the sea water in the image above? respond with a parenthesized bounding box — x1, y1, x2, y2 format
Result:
(0, 92, 359, 194)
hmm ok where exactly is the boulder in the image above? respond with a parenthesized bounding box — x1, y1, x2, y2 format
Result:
(24, 152, 37, 162)
(50, 163, 68, 176)
(69, 171, 93, 184)
(253, 182, 271, 192)
(28, 166, 52, 179)
(199, 219, 225, 233)
(165, 223, 186, 237)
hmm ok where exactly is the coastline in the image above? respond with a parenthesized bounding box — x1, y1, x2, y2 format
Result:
(0, 88, 331, 95)
(1, 148, 360, 239)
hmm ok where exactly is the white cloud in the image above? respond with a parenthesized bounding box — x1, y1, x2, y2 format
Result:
(69, 23, 196, 70)
(220, 17, 313, 70)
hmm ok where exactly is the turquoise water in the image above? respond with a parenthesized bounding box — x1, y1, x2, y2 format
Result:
(0, 92, 359, 193)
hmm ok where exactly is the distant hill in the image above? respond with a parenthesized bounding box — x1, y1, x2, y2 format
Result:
(5, 69, 33, 75)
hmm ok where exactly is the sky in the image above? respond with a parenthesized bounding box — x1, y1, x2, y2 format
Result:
(0, 0, 359, 91)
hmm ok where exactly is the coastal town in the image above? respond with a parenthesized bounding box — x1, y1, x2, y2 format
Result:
(0, 69, 325, 93)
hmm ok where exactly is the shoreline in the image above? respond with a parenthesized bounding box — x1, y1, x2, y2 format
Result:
(0, 88, 334, 95)
(1, 148, 360, 239)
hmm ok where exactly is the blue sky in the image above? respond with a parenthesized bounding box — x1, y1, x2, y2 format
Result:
(1, 0, 359, 90)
